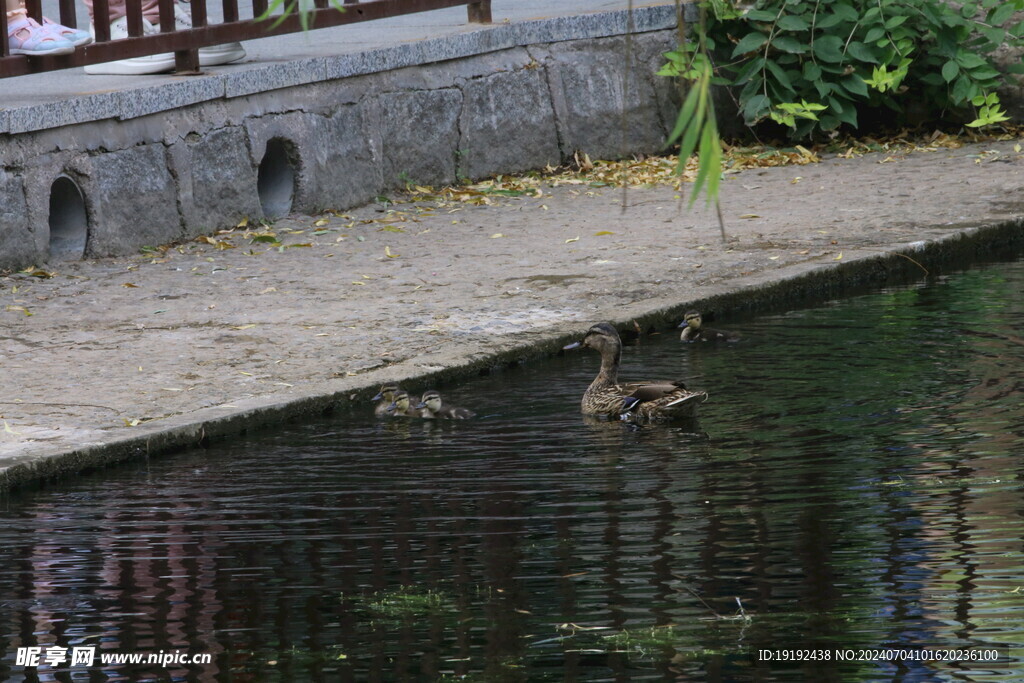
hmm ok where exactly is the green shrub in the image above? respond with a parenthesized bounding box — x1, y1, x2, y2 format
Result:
(679, 0, 1024, 137)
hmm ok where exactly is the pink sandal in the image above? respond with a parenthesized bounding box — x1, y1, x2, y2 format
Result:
(7, 9, 76, 56)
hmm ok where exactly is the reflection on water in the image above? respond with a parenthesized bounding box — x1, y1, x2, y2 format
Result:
(1, 257, 1023, 682)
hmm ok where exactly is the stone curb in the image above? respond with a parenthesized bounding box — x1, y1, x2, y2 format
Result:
(3, 218, 1021, 492)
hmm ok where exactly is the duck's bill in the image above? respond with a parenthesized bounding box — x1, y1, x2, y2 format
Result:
(415, 402, 427, 409)
(563, 341, 582, 350)
(677, 320, 689, 328)
(371, 393, 383, 401)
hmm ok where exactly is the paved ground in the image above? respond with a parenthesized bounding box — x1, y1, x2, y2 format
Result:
(2, 136, 1023, 486)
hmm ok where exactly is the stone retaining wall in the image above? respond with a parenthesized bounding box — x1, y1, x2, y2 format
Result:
(0, 8, 681, 271)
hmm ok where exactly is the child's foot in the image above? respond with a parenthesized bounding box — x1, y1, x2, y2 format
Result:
(7, 10, 76, 56)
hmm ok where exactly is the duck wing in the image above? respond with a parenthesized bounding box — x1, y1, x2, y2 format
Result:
(619, 380, 688, 402)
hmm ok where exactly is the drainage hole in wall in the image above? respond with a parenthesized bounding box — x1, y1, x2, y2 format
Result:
(258, 139, 296, 219)
(49, 176, 88, 261)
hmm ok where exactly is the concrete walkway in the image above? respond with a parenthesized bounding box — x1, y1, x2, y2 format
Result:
(1, 134, 1023, 489)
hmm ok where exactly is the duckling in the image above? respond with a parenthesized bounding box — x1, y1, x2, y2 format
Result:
(564, 322, 707, 420)
(416, 390, 476, 420)
(372, 384, 418, 417)
(678, 310, 739, 342)
(387, 390, 424, 418)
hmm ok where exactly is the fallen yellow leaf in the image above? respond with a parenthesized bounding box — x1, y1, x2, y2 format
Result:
(593, 231, 614, 236)
(739, 214, 760, 219)
(565, 236, 580, 243)
(314, 218, 329, 227)
(123, 282, 138, 288)
(491, 233, 504, 238)
(385, 246, 399, 258)
(834, 252, 843, 260)
(231, 324, 256, 330)
(236, 217, 249, 228)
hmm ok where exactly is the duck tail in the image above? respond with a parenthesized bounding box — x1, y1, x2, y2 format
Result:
(660, 391, 708, 417)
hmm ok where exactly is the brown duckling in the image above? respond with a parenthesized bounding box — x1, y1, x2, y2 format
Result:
(372, 384, 419, 417)
(387, 390, 424, 418)
(416, 390, 476, 420)
(678, 310, 739, 342)
(564, 322, 707, 420)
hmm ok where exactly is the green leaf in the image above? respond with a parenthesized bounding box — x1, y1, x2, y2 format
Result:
(989, 3, 1015, 25)
(666, 80, 702, 145)
(951, 74, 975, 103)
(776, 15, 809, 31)
(942, 60, 960, 82)
(691, 125, 718, 206)
(864, 26, 886, 43)
(955, 52, 988, 69)
(744, 8, 777, 21)
(885, 15, 908, 29)
(980, 26, 1006, 45)
(840, 74, 869, 97)
(969, 67, 1001, 81)
(813, 35, 845, 62)
(734, 56, 766, 84)
(1004, 62, 1024, 74)
(771, 36, 806, 53)
(764, 59, 795, 91)
(742, 93, 772, 124)
(819, 113, 841, 130)
(846, 41, 878, 63)
(816, 12, 847, 29)
(834, 3, 859, 22)
(835, 102, 859, 127)
(803, 61, 822, 81)
(732, 31, 769, 57)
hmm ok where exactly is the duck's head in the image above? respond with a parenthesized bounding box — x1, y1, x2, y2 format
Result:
(417, 390, 442, 412)
(564, 322, 622, 355)
(373, 383, 401, 402)
(678, 311, 702, 330)
(388, 390, 411, 413)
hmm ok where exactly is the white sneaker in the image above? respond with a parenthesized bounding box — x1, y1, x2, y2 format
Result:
(164, 2, 245, 66)
(84, 17, 175, 75)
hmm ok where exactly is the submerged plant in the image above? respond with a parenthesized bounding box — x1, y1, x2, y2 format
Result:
(344, 585, 457, 622)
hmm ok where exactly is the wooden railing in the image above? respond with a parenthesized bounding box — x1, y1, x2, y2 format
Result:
(1, 0, 491, 78)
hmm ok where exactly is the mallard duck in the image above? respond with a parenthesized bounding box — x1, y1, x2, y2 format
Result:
(372, 384, 418, 417)
(564, 322, 707, 420)
(678, 310, 739, 342)
(416, 390, 476, 420)
(387, 390, 424, 418)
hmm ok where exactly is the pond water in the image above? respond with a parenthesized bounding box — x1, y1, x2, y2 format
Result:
(1, 256, 1023, 682)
